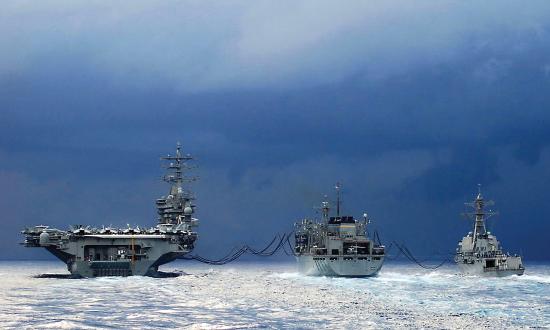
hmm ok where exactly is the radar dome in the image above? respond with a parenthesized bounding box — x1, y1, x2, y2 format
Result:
(184, 206, 193, 215)
(39, 232, 50, 245)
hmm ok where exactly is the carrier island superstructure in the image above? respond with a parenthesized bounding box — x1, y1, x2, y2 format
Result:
(294, 184, 385, 277)
(455, 186, 524, 276)
(21, 144, 198, 277)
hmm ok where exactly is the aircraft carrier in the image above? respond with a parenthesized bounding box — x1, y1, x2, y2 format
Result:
(454, 186, 524, 276)
(21, 143, 199, 277)
(294, 183, 385, 277)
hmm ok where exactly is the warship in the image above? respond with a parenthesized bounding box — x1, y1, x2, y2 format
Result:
(294, 183, 385, 277)
(455, 186, 524, 276)
(21, 143, 199, 277)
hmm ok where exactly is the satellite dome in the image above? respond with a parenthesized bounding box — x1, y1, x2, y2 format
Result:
(184, 206, 193, 215)
(39, 232, 50, 245)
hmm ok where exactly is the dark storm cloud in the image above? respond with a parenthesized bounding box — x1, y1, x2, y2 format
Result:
(2, 1, 549, 91)
(1, 1, 550, 260)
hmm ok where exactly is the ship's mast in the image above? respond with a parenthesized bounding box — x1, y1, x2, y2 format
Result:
(463, 184, 497, 237)
(161, 142, 194, 191)
(335, 182, 342, 217)
(158, 142, 196, 224)
(321, 195, 330, 223)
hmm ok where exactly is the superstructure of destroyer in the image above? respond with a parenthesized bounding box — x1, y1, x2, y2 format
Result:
(21, 143, 199, 277)
(294, 183, 385, 277)
(455, 186, 524, 276)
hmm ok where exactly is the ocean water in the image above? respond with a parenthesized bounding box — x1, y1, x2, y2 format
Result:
(0, 260, 548, 329)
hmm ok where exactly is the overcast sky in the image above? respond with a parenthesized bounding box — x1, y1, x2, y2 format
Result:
(1, 1, 549, 261)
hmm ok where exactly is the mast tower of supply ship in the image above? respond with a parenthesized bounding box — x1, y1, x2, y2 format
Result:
(294, 183, 385, 277)
(21, 143, 199, 277)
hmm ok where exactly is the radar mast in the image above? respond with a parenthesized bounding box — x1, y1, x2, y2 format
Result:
(157, 142, 197, 224)
(462, 184, 497, 238)
(335, 182, 342, 217)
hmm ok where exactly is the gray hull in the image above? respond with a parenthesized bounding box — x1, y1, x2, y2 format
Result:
(70, 260, 156, 278)
(457, 262, 524, 277)
(23, 230, 196, 278)
(297, 255, 384, 277)
(68, 251, 185, 278)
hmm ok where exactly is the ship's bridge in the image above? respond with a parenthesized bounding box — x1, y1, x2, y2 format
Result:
(328, 216, 355, 224)
(328, 216, 357, 238)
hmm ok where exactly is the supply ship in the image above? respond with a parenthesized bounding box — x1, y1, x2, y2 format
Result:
(294, 183, 385, 277)
(455, 186, 524, 276)
(21, 143, 199, 277)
